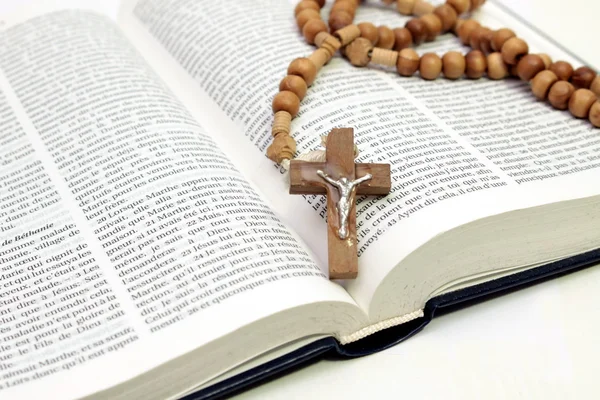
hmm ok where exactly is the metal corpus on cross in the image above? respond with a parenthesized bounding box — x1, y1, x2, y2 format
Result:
(289, 128, 391, 280)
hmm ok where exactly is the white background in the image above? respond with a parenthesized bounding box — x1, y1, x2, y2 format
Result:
(1, 0, 599, 399)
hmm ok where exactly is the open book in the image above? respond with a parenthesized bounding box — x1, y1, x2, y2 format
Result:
(1, 0, 600, 398)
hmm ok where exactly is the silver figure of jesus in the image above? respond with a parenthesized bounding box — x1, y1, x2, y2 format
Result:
(317, 170, 373, 240)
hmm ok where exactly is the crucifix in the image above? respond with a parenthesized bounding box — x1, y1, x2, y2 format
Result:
(289, 128, 391, 280)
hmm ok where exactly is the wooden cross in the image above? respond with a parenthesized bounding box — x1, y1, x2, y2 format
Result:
(289, 128, 391, 280)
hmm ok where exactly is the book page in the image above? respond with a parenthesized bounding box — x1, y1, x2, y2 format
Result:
(0, 5, 363, 399)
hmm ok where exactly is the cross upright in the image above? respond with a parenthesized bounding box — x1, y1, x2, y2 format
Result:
(289, 128, 391, 280)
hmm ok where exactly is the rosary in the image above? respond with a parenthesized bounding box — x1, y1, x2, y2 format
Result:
(266, 0, 600, 280)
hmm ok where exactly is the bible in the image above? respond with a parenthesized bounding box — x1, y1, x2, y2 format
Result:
(1, 0, 599, 399)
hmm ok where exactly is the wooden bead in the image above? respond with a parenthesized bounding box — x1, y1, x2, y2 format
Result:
(442, 51, 465, 79)
(501, 37, 528, 65)
(457, 19, 480, 45)
(309, 48, 332, 71)
(296, 9, 321, 30)
(571, 67, 597, 89)
(447, 0, 471, 15)
(313, 0, 326, 6)
(465, 50, 486, 79)
(397, 48, 420, 76)
(549, 61, 574, 81)
(470, 26, 492, 53)
(516, 54, 545, 81)
(470, 0, 485, 10)
(548, 81, 575, 110)
(530, 70, 558, 100)
(434, 4, 457, 32)
(334, 24, 361, 46)
(295, 1, 320, 16)
(491, 28, 516, 52)
(569, 89, 597, 118)
(397, 0, 416, 15)
(538, 53, 552, 69)
(271, 111, 292, 137)
(267, 134, 296, 163)
(420, 53, 442, 80)
(487, 52, 509, 80)
(420, 14, 442, 42)
(288, 58, 318, 86)
(589, 101, 600, 128)
(331, 0, 356, 16)
(345, 37, 373, 67)
(591, 75, 600, 97)
(405, 18, 427, 45)
(329, 11, 354, 32)
(303, 19, 328, 44)
(273, 91, 300, 117)
(371, 48, 399, 67)
(279, 75, 308, 101)
(315, 32, 342, 56)
(377, 26, 395, 49)
(393, 28, 413, 51)
(358, 22, 379, 45)
(413, 0, 435, 16)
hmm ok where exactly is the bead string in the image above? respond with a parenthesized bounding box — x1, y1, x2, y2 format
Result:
(266, 0, 600, 166)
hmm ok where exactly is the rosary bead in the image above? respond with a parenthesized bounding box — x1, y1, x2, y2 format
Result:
(420, 53, 443, 80)
(470, 26, 493, 53)
(315, 32, 342, 56)
(309, 48, 333, 71)
(447, 0, 471, 15)
(397, 48, 420, 76)
(491, 28, 515, 52)
(531, 70, 558, 100)
(465, 50, 487, 79)
(288, 58, 318, 86)
(371, 48, 399, 67)
(413, 0, 435, 16)
(487, 52, 509, 80)
(569, 89, 597, 118)
(329, 11, 354, 32)
(405, 18, 427, 45)
(421, 14, 443, 42)
(345, 37, 374, 67)
(590, 101, 600, 128)
(442, 51, 466, 79)
(266, 134, 297, 163)
(397, 0, 416, 15)
(358, 22, 379, 45)
(591, 76, 600, 97)
(434, 4, 457, 32)
(377, 26, 396, 49)
(296, 9, 321, 30)
(279, 75, 308, 100)
(334, 24, 361, 46)
(549, 61, 574, 81)
(516, 54, 545, 81)
(295, 0, 320, 16)
(273, 91, 300, 117)
(271, 111, 292, 137)
(538, 53, 552, 69)
(457, 20, 480, 45)
(331, 0, 357, 17)
(470, 0, 485, 10)
(393, 28, 413, 51)
(501, 37, 528, 65)
(571, 67, 596, 89)
(303, 19, 328, 44)
(314, 0, 326, 6)
(548, 81, 575, 110)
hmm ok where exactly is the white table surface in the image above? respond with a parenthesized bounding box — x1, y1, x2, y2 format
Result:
(1, 1, 599, 399)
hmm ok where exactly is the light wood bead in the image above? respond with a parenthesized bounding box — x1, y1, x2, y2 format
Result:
(358, 22, 379, 45)
(466, 50, 487, 79)
(271, 111, 292, 137)
(397, 0, 416, 15)
(470, 26, 492, 53)
(329, 11, 354, 32)
(420, 14, 443, 42)
(393, 28, 413, 51)
(420, 53, 442, 80)
(590, 75, 600, 97)
(288, 58, 318, 86)
(538, 53, 552, 69)
(447, 0, 471, 15)
(516, 54, 545, 81)
(377, 26, 395, 49)
(501, 37, 528, 65)
(345, 37, 373, 67)
(272, 91, 300, 117)
(549, 61, 574, 81)
(491, 28, 516, 51)
(413, 0, 435, 16)
(548, 81, 575, 110)
(457, 19, 480, 45)
(531, 70, 558, 100)
(279, 75, 308, 101)
(569, 89, 597, 118)
(371, 48, 399, 67)
(296, 9, 321, 30)
(571, 67, 597, 90)
(315, 32, 342, 56)
(295, 1, 320, 16)
(331, 0, 356, 16)
(303, 19, 328, 44)
(434, 4, 457, 33)
(487, 52, 509, 80)
(267, 134, 296, 163)
(589, 101, 600, 128)
(442, 51, 466, 79)
(309, 48, 332, 71)
(453, 19, 464, 34)
(334, 24, 361, 46)
(405, 18, 427, 45)
(397, 48, 420, 76)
